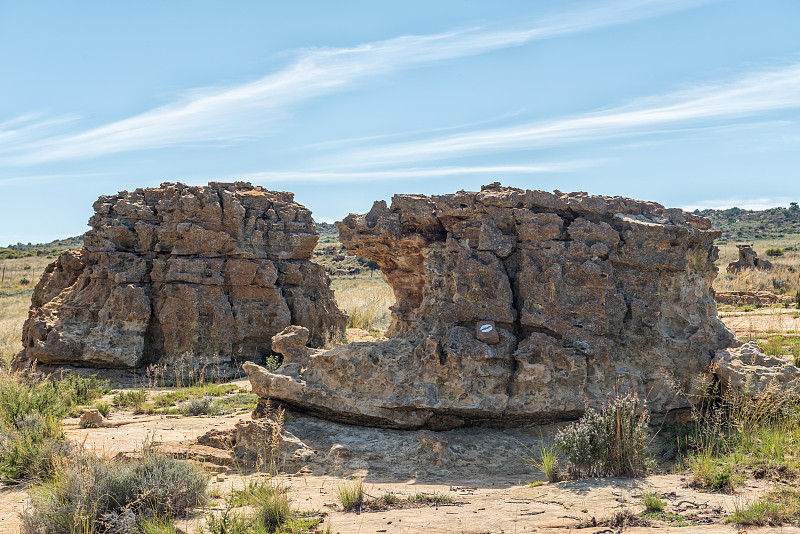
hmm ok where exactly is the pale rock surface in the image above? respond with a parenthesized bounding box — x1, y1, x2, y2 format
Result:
(79, 408, 105, 428)
(714, 342, 800, 396)
(246, 184, 748, 429)
(13, 182, 346, 373)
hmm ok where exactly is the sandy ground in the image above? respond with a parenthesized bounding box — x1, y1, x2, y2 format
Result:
(3, 316, 800, 533)
(720, 307, 800, 335)
(50, 410, 789, 534)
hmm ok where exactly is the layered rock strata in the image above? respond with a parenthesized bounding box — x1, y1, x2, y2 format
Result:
(249, 183, 741, 429)
(13, 182, 346, 372)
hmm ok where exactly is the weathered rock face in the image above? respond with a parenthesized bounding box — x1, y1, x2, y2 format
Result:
(714, 342, 800, 397)
(13, 182, 346, 372)
(727, 244, 772, 273)
(250, 184, 740, 429)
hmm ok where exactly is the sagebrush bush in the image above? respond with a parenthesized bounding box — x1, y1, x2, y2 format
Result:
(555, 390, 651, 477)
(185, 396, 219, 416)
(21, 447, 208, 534)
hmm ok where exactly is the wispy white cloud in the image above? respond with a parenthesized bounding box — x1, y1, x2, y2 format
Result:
(681, 197, 797, 211)
(0, 172, 107, 187)
(337, 62, 800, 166)
(232, 160, 597, 184)
(1, 0, 711, 165)
(0, 113, 79, 155)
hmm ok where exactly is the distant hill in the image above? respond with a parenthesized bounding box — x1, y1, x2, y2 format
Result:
(0, 236, 83, 260)
(696, 203, 800, 241)
(316, 222, 339, 245)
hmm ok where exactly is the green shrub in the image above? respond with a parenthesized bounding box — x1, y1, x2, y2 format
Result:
(206, 479, 295, 534)
(0, 374, 108, 482)
(765, 247, 784, 257)
(21, 447, 208, 534)
(93, 401, 111, 418)
(113, 389, 149, 409)
(730, 488, 800, 526)
(0, 413, 69, 481)
(555, 390, 651, 477)
(185, 397, 219, 416)
(642, 492, 665, 512)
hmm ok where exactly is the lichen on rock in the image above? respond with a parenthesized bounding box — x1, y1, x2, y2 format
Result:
(13, 182, 346, 373)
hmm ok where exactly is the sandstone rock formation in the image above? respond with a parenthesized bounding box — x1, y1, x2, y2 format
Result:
(245, 184, 742, 429)
(13, 182, 346, 373)
(714, 290, 793, 307)
(727, 244, 772, 273)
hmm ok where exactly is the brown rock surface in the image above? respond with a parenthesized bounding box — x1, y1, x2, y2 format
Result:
(715, 290, 793, 306)
(13, 182, 346, 373)
(249, 184, 744, 429)
(726, 243, 773, 273)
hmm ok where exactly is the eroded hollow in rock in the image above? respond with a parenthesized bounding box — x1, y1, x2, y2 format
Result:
(247, 183, 745, 430)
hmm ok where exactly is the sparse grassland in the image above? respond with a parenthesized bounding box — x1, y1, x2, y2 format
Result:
(331, 274, 392, 332)
(112, 383, 257, 415)
(714, 236, 800, 296)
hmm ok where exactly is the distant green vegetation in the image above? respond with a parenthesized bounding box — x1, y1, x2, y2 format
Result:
(0, 236, 82, 260)
(698, 203, 800, 241)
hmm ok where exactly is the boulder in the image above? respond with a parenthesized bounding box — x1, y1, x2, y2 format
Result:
(727, 244, 772, 273)
(714, 342, 800, 397)
(79, 409, 105, 428)
(245, 184, 741, 429)
(12, 182, 346, 374)
(232, 419, 317, 471)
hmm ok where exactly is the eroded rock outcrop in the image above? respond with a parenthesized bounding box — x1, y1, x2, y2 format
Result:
(248, 184, 742, 429)
(727, 244, 772, 273)
(13, 182, 346, 373)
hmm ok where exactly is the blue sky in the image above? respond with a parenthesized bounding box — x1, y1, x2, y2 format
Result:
(1, 0, 799, 245)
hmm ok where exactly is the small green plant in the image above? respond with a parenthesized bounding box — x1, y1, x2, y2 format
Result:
(337, 477, 365, 512)
(729, 488, 800, 526)
(408, 492, 453, 506)
(555, 390, 651, 477)
(93, 400, 111, 418)
(765, 247, 784, 257)
(113, 389, 149, 409)
(641, 492, 665, 512)
(524, 441, 560, 482)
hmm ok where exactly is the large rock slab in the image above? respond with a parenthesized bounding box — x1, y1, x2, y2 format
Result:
(13, 182, 346, 373)
(249, 184, 742, 429)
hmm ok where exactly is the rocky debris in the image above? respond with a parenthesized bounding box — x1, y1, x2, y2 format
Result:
(726, 244, 772, 273)
(714, 342, 800, 397)
(79, 409, 105, 428)
(13, 182, 346, 373)
(231, 419, 317, 470)
(196, 428, 233, 450)
(715, 290, 794, 306)
(246, 184, 741, 429)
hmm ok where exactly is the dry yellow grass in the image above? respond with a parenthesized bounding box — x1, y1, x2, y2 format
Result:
(0, 292, 30, 368)
(0, 257, 53, 368)
(714, 236, 800, 295)
(331, 274, 393, 332)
